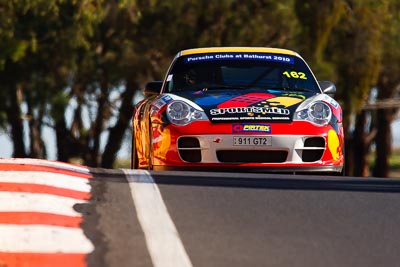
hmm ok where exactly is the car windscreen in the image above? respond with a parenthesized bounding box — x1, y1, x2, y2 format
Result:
(165, 52, 320, 94)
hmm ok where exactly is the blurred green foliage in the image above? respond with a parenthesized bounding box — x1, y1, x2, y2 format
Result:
(0, 0, 398, 175)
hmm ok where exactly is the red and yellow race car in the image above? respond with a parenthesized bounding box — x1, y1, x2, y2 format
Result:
(131, 47, 344, 174)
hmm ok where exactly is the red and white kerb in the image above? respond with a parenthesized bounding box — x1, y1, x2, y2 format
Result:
(0, 158, 94, 267)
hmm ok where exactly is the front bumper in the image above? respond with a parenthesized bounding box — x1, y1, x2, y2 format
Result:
(150, 121, 344, 173)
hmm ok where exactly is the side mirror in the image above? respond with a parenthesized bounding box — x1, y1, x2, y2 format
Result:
(318, 81, 336, 97)
(144, 81, 163, 96)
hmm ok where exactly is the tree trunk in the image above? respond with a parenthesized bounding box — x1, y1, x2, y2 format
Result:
(101, 79, 137, 168)
(353, 111, 371, 177)
(26, 93, 46, 158)
(373, 108, 393, 177)
(87, 75, 109, 167)
(55, 116, 69, 162)
(7, 86, 26, 158)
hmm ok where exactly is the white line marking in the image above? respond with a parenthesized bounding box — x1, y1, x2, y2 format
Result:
(0, 224, 94, 253)
(0, 192, 87, 217)
(123, 169, 193, 267)
(0, 171, 91, 193)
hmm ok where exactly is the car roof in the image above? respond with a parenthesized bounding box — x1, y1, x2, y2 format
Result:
(178, 47, 299, 57)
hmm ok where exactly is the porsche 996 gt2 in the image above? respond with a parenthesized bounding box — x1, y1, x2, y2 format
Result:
(131, 47, 344, 174)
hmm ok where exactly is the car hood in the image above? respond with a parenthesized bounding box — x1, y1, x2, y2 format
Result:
(169, 89, 317, 123)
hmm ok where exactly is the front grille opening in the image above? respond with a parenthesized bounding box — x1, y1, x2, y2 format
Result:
(179, 150, 202, 163)
(302, 150, 324, 162)
(178, 137, 201, 163)
(217, 150, 288, 163)
(178, 137, 200, 148)
(304, 137, 325, 148)
(302, 137, 325, 162)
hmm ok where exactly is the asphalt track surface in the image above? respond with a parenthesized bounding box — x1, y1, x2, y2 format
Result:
(2, 159, 400, 267)
(88, 169, 400, 267)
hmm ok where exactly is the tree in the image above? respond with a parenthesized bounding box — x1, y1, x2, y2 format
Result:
(372, 1, 400, 177)
(294, 0, 391, 177)
(1, 0, 398, 173)
(327, 0, 388, 176)
(294, 0, 346, 79)
(0, 0, 104, 160)
(69, 0, 301, 167)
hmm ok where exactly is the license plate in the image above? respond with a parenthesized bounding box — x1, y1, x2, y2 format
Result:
(233, 136, 272, 146)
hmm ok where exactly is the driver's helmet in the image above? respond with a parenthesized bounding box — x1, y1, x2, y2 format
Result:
(183, 69, 198, 85)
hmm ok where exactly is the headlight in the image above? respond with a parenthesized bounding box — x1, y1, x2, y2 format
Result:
(166, 100, 207, 126)
(294, 101, 332, 126)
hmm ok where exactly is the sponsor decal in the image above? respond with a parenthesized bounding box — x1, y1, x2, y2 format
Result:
(265, 96, 303, 108)
(162, 95, 173, 103)
(184, 53, 294, 64)
(154, 95, 173, 109)
(154, 99, 166, 109)
(210, 106, 290, 116)
(207, 93, 308, 122)
(211, 115, 290, 121)
(232, 124, 272, 133)
(282, 92, 306, 100)
(217, 93, 276, 108)
(328, 129, 340, 160)
(174, 92, 307, 123)
(330, 99, 339, 109)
